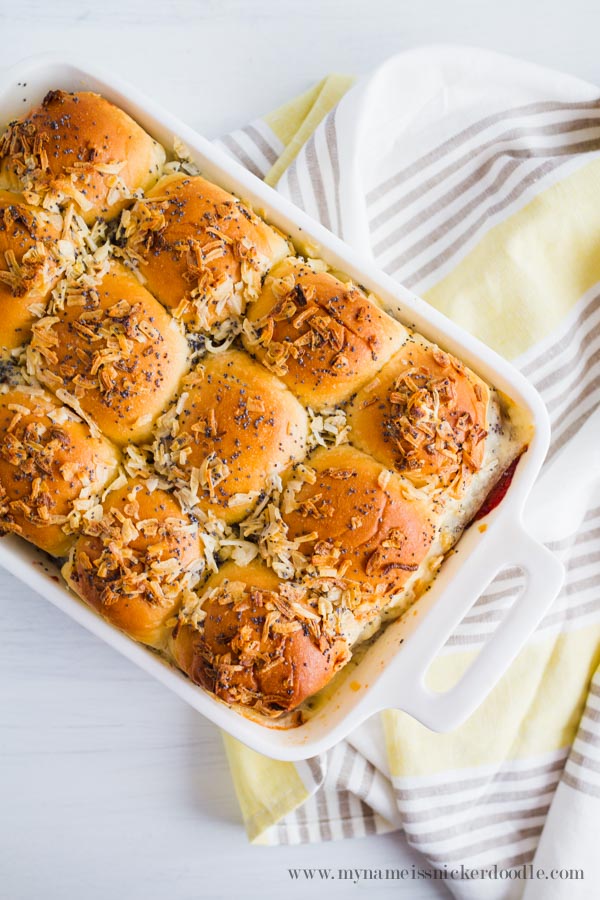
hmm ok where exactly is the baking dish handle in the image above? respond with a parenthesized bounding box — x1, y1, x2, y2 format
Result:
(373, 523, 564, 731)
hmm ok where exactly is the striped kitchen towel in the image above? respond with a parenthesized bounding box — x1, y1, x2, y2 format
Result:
(214, 47, 600, 898)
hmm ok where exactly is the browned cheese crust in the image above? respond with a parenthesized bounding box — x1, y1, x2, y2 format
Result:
(28, 262, 189, 445)
(154, 348, 308, 523)
(0, 387, 119, 555)
(0, 91, 165, 223)
(244, 258, 407, 409)
(171, 561, 350, 715)
(121, 173, 289, 331)
(281, 444, 436, 625)
(66, 478, 203, 647)
(348, 337, 490, 496)
(0, 191, 63, 349)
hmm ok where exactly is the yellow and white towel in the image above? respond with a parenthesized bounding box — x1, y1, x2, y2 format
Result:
(213, 46, 600, 898)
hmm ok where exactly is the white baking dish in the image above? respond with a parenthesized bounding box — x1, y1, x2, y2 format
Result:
(0, 55, 565, 761)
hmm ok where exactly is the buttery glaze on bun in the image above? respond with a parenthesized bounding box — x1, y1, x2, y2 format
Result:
(0, 91, 165, 223)
(244, 257, 407, 409)
(121, 173, 289, 331)
(64, 478, 203, 648)
(347, 336, 490, 495)
(0, 386, 119, 556)
(154, 348, 308, 523)
(0, 192, 63, 349)
(170, 560, 351, 716)
(281, 444, 437, 607)
(28, 262, 189, 445)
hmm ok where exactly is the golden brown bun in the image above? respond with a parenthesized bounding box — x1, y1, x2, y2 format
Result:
(170, 560, 350, 715)
(347, 336, 490, 494)
(65, 478, 203, 647)
(244, 258, 407, 409)
(0, 192, 63, 349)
(281, 444, 436, 603)
(28, 262, 189, 445)
(154, 349, 308, 523)
(0, 91, 165, 223)
(0, 386, 119, 556)
(123, 173, 289, 331)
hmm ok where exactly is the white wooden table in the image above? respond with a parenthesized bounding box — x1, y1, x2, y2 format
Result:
(2, 2, 600, 898)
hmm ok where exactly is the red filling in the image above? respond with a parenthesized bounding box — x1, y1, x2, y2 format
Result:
(473, 452, 523, 522)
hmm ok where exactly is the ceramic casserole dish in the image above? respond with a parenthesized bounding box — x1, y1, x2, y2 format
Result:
(0, 56, 564, 761)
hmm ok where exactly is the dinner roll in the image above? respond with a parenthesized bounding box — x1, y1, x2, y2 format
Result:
(347, 336, 490, 495)
(0, 386, 119, 556)
(28, 262, 189, 445)
(244, 257, 407, 409)
(64, 477, 203, 647)
(122, 173, 289, 331)
(0, 91, 165, 223)
(0, 191, 63, 349)
(154, 348, 308, 523)
(170, 560, 350, 715)
(281, 444, 436, 610)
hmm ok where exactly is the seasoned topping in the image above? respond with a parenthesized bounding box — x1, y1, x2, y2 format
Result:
(0, 386, 119, 555)
(73, 487, 201, 608)
(0, 232, 56, 298)
(174, 564, 351, 716)
(243, 257, 406, 409)
(119, 174, 287, 333)
(281, 445, 436, 607)
(0, 195, 67, 349)
(382, 366, 487, 486)
(66, 478, 203, 647)
(0, 91, 165, 222)
(153, 349, 308, 523)
(27, 264, 189, 445)
(349, 340, 490, 496)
